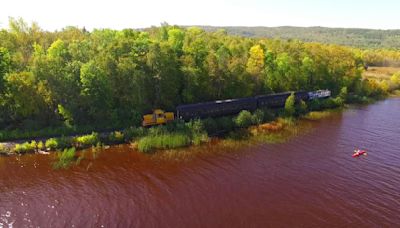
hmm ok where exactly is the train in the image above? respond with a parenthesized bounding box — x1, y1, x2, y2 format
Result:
(175, 90, 331, 121)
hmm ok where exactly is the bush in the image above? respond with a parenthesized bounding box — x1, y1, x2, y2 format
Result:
(235, 110, 253, 128)
(186, 119, 205, 135)
(251, 109, 265, 125)
(217, 116, 235, 132)
(108, 131, 125, 143)
(296, 100, 308, 115)
(203, 118, 218, 134)
(123, 127, 147, 141)
(14, 141, 37, 154)
(45, 138, 59, 150)
(74, 132, 99, 148)
(262, 108, 276, 122)
(339, 87, 348, 101)
(0, 143, 9, 155)
(37, 141, 44, 150)
(138, 134, 190, 153)
(192, 133, 208, 146)
(284, 92, 296, 117)
(57, 136, 73, 149)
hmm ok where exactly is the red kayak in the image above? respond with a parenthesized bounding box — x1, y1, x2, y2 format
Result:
(352, 149, 367, 158)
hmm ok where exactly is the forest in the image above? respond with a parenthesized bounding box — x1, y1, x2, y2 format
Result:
(0, 18, 399, 137)
(200, 26, 400, 50)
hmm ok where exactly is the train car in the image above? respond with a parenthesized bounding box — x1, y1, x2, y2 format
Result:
(308, 90, 331, 100)
(256, 91, 310, 109)
(256, 92, 292, 109)
(176, 97, 257, 121)
(294, 91, 310, 102)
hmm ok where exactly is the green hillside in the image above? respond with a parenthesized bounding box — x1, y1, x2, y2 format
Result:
(198, 26, 400, 49)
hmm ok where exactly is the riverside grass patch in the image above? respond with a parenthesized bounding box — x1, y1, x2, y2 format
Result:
(138, 134, 191, 153)
(53, 148, 77, 169)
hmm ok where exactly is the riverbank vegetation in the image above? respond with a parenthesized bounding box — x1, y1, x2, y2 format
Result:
(1, 18, 400, 153)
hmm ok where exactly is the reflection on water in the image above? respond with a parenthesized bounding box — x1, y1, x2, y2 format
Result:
(0, 98, 400, 227)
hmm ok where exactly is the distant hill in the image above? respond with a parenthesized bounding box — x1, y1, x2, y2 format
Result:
(195, 26, 400, 49)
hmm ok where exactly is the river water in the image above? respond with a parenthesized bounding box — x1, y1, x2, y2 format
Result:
(1, 98, 399, 227)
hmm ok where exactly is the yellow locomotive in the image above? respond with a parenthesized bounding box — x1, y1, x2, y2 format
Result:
(142, 109, 174, 127)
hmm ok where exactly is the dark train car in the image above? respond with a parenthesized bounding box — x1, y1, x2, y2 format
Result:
(256, 91, 310, 109)
(256, 92, 292, 108)
(176, 97, 257, 121)
(294, 91, 309, 102)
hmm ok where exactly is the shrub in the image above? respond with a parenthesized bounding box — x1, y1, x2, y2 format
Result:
(309, 99, 322, 111)
(217, 116, 235, 132)
(45, 138, 59, 150)
(339, 87, 348, 101)
(186, 119, 205, 136)
(109, 131, 125, 143)
(14, 141, 37, 154)
(37, 141, 44, 150)
(203, 118, 218, 134)
(74, 132, 99, 148)
(284, 92, 296, 117)
(262, 108, 276, 122)
(296, 100, 308, 115)
(0, 143, 9, 155)
(123, 127, 147, 141)
(57, 136, 73, 149)
(192, 133, 208, 146)
(251, 109, 265, 125)
(235, 110, 253, 128)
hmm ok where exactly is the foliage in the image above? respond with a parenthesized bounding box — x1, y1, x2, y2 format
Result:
(199, 26, 400, 50)
(108, 131, 125, 143)
(203, 118, 218, 134)
(284, 93, 296, 117)
(0, 143, 8, 154)
(251, 109, 265, 125)
(74, 132, 99, 148)
(53, 148, 76, 169)
(235, 110, 253, 128)
(14, 141, 37, 153)
(0, 18, 395, 139)
(45, 137, 72, 150)
(297, 100, 308, 115)
(138, 134, 190, 153)
(304, 110, 335, 121)
(123, 127, 147, 141)
(45, 138, 59, 150)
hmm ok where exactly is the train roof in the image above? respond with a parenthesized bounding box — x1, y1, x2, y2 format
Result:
(255, 92, 292, 98)
(255, 91, 308, 98)
(176, 97, 256, 110)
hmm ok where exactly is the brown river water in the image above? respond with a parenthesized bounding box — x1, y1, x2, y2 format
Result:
(1, 98, 400, 227)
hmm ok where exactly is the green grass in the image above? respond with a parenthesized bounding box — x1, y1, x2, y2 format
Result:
(138, 134, 190, 153)
(303, 110, 335, 120)
(53, 148, 77, 169)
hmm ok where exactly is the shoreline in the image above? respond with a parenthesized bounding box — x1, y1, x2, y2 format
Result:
(0, 108, 342, 157)
(3, 92, 398, 157)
